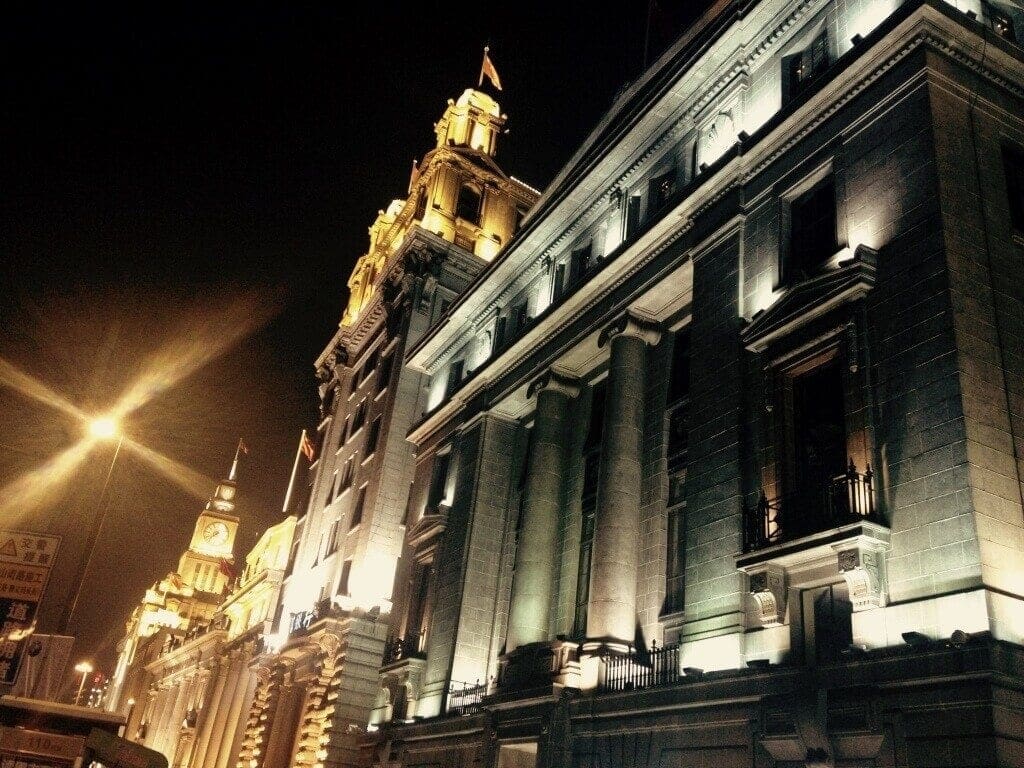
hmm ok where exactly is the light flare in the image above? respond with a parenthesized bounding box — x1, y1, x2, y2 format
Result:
(122, 438, 217, 501)
(0, 358, 88, 422)
(0, 439, 98, 522)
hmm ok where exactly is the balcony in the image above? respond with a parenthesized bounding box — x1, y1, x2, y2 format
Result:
(382, 634, 425, 666)
(743, 461, 880, 553)
(446, 679, 489, 716)
(598, 641, 680, 693)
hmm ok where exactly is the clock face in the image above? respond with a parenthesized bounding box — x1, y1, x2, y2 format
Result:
(203, 521, 229, 547)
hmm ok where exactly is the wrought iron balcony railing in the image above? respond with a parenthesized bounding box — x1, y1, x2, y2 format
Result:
(599, 640, 680, 693)
(382, 634, 425, 665)
(744, 460, 880, 552)
(446, 679, 489, 716)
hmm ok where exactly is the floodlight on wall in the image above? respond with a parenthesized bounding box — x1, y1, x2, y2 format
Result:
(966, 9, 977, 19)
(683, 667, 704, 678)
(851, 33, 864, 45)
(699, 162, 709, 173)
(737, 130, 750, 143)
(947, 629, 971, 648)
(841, 643, 868, 658)
(747, 658, 770, 669)
(901, 631, 930, 647)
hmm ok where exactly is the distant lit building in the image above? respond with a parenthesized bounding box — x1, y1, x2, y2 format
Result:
(233, 88, 538, 768)
(107, 458, 296, 768)
(367, 1, 1024, 766)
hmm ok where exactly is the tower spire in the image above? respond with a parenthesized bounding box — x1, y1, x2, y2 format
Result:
(229, 438, 248, 481)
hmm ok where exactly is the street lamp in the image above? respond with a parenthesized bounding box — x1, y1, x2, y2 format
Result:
(74, 661, 93, 706)
(59, 416, 125, 633)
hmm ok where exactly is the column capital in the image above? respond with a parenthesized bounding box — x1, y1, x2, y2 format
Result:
(598, 312, 662, 349)
(527, 368, 580, 400)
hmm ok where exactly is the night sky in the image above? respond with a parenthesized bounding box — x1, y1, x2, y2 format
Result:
(0, 3, 708, 673)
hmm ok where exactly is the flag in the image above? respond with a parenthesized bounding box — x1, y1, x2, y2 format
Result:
(238, 438, 249, 455)
(169, 572, 184, 590)
(219, 559, 237, 579)
(478, 46, 503, 91)
(300, 431, 317, 462)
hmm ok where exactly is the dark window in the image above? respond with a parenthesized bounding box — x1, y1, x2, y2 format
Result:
(350, 487, 366, 528)
(625, 194, 642, 240)
(349, 400, 367, 437)
(988, 3, 1018, 41)
(512, 301, 529, 332)
(427, 452, 451, 509)
(445, 360, 464, 398)
(648, 169, 677, 215)
(1004, 145, 1024, 232)
(349, 368, 360, 394)
(365, 416, 382, 456)
(359, 349, 379, 384)
(456, 184, 482, 225)
(667, 329, 691, 405)
(338, 559, 353, 595)
(326, 519, 340, 555)
(569, 241, 592, 285)
(788, 178, 837, 282)
(515, 206, 528, 231)
(337, 419, 348, 449)
(339, 458, 354, 492)
(551, 263, 566, 301)
(377, 353, 395, 391)
(575, 380, 607, 637)
(665, 505, 685, 613)
(803, 582, 853, 665)
(494, 317, 508, 351)
(786, 29, 829, 101)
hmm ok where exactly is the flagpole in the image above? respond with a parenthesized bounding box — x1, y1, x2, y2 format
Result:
(282, 429, 305, 515)
(229, 438, 244, 481)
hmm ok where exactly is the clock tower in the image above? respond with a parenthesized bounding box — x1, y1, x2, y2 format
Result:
(178, 448, 242, 594)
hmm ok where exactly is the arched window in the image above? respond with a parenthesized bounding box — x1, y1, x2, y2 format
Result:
(455, 184, 482, 225)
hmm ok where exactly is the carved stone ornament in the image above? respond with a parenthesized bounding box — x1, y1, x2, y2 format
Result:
(597, 312, 662, 349)
(748, 565, 786, 627)
(527, 368, 581, 400)
(836, 547, 887, 611)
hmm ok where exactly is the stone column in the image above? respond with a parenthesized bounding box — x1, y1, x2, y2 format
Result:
(586, 313, 660, 650)
(205, 654, 243, 768)
(507, 369, 578, 651)
(189, 661, 229, 768)
(162, 675, 191, 759)
(215, 661, 253, 768)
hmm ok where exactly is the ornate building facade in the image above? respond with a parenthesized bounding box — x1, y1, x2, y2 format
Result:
(230, 87, 539, 768)
(107, 459, 296, 768)
(368, 1, 1024, 766)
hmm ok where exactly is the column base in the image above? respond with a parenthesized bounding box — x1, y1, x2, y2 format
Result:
(497, 641, 579, 696)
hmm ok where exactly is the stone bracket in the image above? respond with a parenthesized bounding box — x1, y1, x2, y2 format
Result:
(747, 564, 787, 627)
(597, 312, 663, 348)
(835, 544, 887, 611)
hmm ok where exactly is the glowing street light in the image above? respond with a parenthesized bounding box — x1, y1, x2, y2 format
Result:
(74, 660, 94, 706)
(88, 416, 119, 440)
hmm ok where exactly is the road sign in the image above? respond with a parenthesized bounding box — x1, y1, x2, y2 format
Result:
(0, 531, 60, 686)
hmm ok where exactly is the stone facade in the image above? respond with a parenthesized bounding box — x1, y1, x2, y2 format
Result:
(372, 1, 1024, 766)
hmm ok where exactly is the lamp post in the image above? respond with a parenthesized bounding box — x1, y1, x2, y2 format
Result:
(121, 697, 136, 738)
(74, 661, 93, 706)
(59, 416, 124, 633)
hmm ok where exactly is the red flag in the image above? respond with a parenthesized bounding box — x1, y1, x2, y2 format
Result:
(478, 47, 503, 91)
(219, 559, 237, 579)
(238, 438, 249, 455)
(300, 431, 317, 462)
(169, 572, 184, 590)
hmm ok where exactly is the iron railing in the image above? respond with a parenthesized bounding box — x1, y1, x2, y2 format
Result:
(744, 460, 878, 552)
(599, 641, 680, 692)
(447, 679, 489, 716)
(382, 634, 425, 665)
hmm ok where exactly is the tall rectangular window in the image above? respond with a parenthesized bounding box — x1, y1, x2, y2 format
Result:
(365, 416, 383, 456)
(551, 262, 566, 302)
(624, 194, 642, 240)
(575, 380, 607, 637)
(427, 452, 451, 509)
(665, 505, 685, 613)
(787, 177, 837, 282)
(445, 360, 464, 398)
(786, 29, 829, 101)
(338, 559, 353, 596)
(350, 486, 366, 528)
(569, 242, 592, 285)
(456, 184, 482, 225)
(349, 400, 367, 437)
(1003, 144, 1024, 232)
(326, 518, 340, 555)
(377, 353, 395, 391)
(493, 317, 507, 352)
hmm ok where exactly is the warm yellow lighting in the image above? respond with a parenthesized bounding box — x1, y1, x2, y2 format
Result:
(75, 661, 94, 674)
(88, 416, 119, 440)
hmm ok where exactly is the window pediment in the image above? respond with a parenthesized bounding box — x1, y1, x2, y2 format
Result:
(742, 245, 877, 353)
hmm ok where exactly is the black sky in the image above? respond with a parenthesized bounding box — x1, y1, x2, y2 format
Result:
(0, 3, 708, 672)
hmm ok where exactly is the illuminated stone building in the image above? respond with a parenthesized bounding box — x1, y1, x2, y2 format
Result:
(234, 88, 538, 768)
(369, 1, 1024, 766)
(107, 460, 296, 768)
